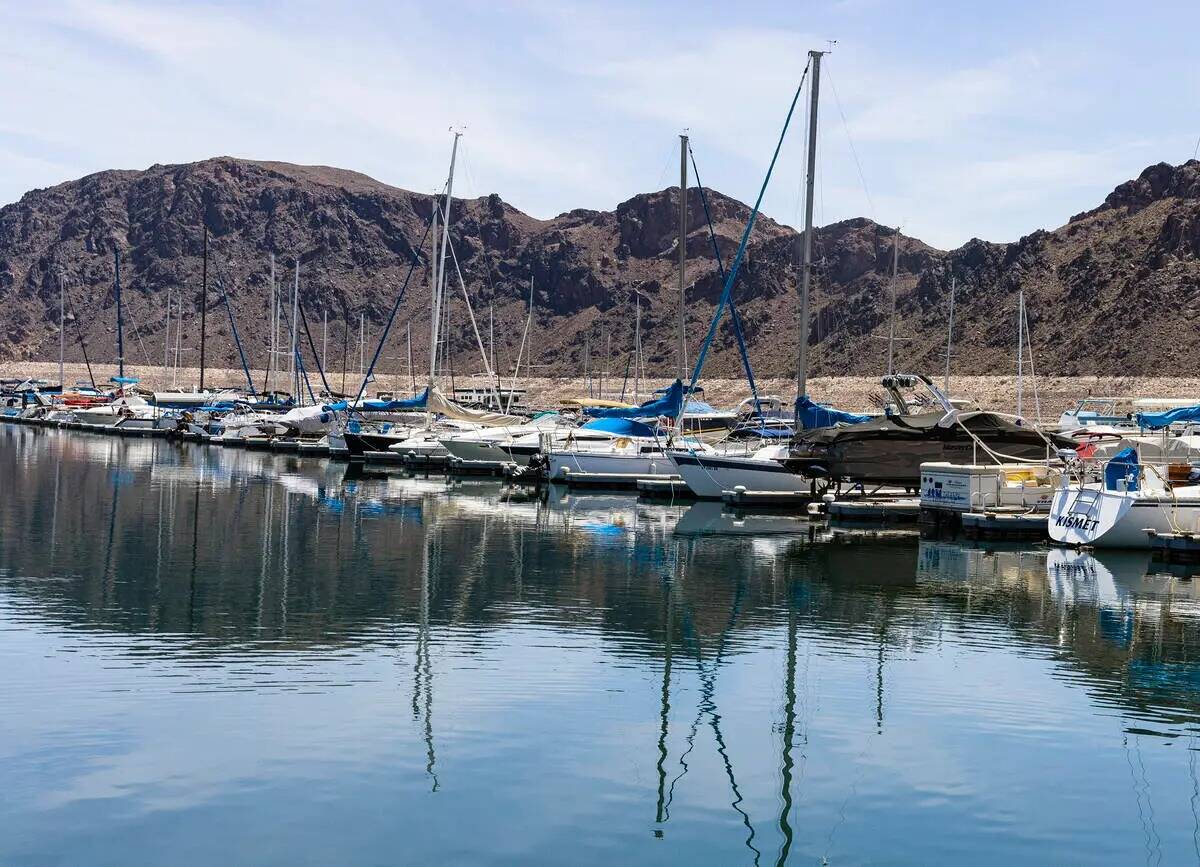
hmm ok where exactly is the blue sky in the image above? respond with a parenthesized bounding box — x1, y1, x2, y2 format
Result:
(1, 0, 1196, 249)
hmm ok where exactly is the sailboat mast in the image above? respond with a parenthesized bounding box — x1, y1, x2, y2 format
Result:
(429, 132, 462, 392)
(291, 260, 300, 404)
(114, 250, 125, 379)
(795, 50, 823, 400)
(267, 254, 276, 395)
(407, 321, 415, 391)
(886, 227, 899, 376)
(1016, 288, 1024, 418)
(322, 308, 328, 375)
(635, 292, 642, 404)
(199, 227, 208, 391)
(677, 133, 688, 381)
(58, 274, 65, 389)
(426, 204, 439, 385)
(944, 276, 955, 395)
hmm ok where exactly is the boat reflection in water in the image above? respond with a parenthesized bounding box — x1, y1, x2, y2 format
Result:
(4, 422, 1200, 865)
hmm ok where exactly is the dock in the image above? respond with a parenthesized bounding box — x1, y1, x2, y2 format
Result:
(960, 510, 1048, 541)
(637, 477, 694, 500)
(1147, 530, 1200, 561)
(721, 487, 814, 509)
(828, 498, 921, 524)
(558, 468, 680, 490)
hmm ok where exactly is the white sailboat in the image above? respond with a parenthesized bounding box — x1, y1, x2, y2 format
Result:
(1050, 410, 1200, 549)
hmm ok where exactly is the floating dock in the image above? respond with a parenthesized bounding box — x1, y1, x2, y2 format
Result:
(829, 498, 921, 524)
(363, 450, 405, 465)
(721, 487, 814, 509)
(557, 468, 680, 490)
(1147, 530, 1200, 561)
(637, 477, 694, 500)
(960, 510, 1048, 541)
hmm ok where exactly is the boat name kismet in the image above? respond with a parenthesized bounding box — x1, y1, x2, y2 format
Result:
(1053, 514, 1099, 532)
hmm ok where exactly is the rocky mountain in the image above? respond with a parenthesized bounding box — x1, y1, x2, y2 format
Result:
(1, 156, 1198, 384)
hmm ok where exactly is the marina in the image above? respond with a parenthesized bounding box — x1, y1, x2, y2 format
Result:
(3, 3, 1199, 862)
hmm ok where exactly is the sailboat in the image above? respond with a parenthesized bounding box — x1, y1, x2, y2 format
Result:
(1049, 406, 1200, 548)
(668, 52, 833, 498)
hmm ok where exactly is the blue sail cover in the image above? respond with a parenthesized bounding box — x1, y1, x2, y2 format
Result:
(110, 376, 140, 385)
(587, 379, 684, 419)
(1136, 404, 1200, 430)
(795, 395, 872, 430)
(361, 388, 428, 412)
(580, 417, 658, 437)
(1104, 446, 1139, 492)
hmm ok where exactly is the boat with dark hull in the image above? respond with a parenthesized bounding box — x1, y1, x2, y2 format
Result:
(788, 375, 1072, 487)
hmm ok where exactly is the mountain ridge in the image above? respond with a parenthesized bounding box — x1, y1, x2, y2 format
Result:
(1, 156, 1198, 381)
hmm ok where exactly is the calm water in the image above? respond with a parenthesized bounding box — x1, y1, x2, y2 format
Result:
(3, 425, 1200, 865)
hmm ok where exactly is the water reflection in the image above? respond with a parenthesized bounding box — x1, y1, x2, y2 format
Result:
(4, 422, 1200, 864)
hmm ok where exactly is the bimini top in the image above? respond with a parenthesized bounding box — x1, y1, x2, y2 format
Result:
(110, 376, 140, 385)
(579, 417, 658, 438)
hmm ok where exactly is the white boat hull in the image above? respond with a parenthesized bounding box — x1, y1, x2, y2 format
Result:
(548, 449, 673, 480)
(670, 450, 804, 499)
(1049, 485, 1200, 549)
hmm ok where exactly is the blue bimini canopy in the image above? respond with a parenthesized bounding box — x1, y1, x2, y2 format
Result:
(587, 379, 684, 420)
(362, 388, 428, 412)
(796, 395, 872, 430)
(110, 376, 140, 385)
(1136, 404, 1200, 430)
(580, 417, 657, 438)
(1104, 446, 1139, 492)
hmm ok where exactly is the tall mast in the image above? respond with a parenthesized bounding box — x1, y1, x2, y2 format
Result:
(677, 133, 689, 381)
(635, 292, 642, 403)
(322, 308, 328, 376)
(114, 249, 125, 379)
(1016, 288, 1024, 418)
(426, 203, 439, 385)
(429, 132, 462, 393)
(199, 227, 208, 391)
(885, 227, 899, 376)
(944, 276, 955, 395)
(267, 254, 276, 394)
(795, 49, 823, 400)
(407, 321, 415, 390)
(162, 288, 171, 375)
(359, 313, 365, 376)
(291, 260, 300, 404)
(58, 274, 65, 388)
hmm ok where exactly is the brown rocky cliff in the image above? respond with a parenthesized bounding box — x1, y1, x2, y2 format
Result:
(1, 157, 1198, 383)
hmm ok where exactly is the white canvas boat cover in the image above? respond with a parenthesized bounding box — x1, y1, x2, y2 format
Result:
(427, 387, 527, 427)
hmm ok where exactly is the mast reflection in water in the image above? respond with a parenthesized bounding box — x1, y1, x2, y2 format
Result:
(3, 423, 1200, 865)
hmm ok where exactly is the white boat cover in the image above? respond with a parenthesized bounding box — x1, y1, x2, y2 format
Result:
(426, 387, 526, 427)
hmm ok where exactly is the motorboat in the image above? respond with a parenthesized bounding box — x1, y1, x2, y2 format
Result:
(789, 374, 1070, 487)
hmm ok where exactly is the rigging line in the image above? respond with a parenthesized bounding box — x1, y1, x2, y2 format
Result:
(123, 304, 155, 370)
(688, 144, 763, 416)
(277, 287, 317, 404)
(441, 209, 501, 394)
(216, 270, 256, 393)
(297, 295, 334, 397)
(61, 281, 97, 389)
(825, 62, 876, 217)
(352, 210, 437, 407)
(684, 59, 810, 423)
